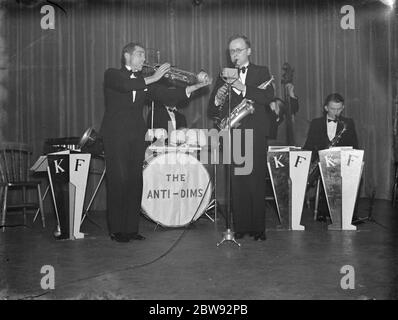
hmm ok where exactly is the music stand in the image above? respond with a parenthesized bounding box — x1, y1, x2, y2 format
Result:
(77, 128, 106, 229)
(351, 189, 377, 226)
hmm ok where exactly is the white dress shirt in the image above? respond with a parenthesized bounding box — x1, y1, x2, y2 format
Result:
(166, 106, 177, 130)
(327, 118, 338, 141)
(233, 62, 249, 96)
(125, 65, 137, 102)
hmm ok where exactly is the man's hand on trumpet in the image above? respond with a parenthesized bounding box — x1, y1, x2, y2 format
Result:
(144, 62, 171, 85)
(186, 71, 213, 96)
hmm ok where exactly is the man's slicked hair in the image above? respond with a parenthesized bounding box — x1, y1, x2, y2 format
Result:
(324, 93, 344, 107)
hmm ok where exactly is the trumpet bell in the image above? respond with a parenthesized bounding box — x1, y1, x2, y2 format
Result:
(78, 127, 104, 156)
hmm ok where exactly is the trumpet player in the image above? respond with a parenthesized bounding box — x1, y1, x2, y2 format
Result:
(100, 42, 211, 242)
(208, 35, 275, 241)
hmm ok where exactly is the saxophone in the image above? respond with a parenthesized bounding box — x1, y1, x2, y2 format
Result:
(217, 76, 274, 130)
(307, 119, 348, 186)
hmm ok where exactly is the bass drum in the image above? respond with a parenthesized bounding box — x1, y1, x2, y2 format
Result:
(142, 151, 212, 227)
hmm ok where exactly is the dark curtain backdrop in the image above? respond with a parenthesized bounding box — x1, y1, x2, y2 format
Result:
(1, 0, 396, 199)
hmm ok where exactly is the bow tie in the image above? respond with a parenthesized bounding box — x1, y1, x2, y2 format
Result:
(167, 107, 177, 113)
(239, 66, 247, 75)
(327, 119, 337, 123)
(128, 69, 140, 77)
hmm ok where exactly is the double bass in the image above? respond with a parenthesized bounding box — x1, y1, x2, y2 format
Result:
(281, 63, 295, 145)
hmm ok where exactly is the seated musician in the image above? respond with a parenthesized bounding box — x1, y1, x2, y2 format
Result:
(303, 93, 359, 222)
(146, 99, 188, 133)
(146, 78, 206, 145)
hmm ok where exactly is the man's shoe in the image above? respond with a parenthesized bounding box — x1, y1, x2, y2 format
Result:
(110, 233, 130, 243)
(128, 233, 146, 240)
(253, 232, 266, 241)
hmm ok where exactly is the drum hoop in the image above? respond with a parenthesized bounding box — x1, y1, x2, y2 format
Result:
(143, 149, 201, 169)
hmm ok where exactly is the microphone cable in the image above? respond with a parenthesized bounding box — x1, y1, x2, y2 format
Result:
(17, 155, 215, 300)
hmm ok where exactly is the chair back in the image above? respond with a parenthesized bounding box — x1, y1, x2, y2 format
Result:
(0, 142, 32, 183)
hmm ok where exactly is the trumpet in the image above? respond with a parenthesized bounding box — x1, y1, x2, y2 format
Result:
(143, 63, 209, 85)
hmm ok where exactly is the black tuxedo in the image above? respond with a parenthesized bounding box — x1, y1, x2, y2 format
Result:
(208, 63, 274, 234)
(303, 115, 358, 152)
(100, 66, 187, 235)
(303, 115, 359, 220)
(208, 63, 276, 138)
(146, 101, 187, 131)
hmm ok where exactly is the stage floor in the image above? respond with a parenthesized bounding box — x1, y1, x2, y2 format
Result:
(0, 199, 397, 300)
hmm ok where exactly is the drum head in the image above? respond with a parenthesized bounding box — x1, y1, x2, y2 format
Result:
(185, 129, 208, 147)
(141, 152, 212, 227)
(169, 129, 186, 146)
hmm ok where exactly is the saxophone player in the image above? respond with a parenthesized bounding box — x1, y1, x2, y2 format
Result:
(208, 35, 275, 241)
(303, 93, 359, 222)
(303, 93, 358, 152)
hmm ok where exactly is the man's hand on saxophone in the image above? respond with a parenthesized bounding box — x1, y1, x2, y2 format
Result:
(231, 79, 246, 94)
(215, 84, 228, 106)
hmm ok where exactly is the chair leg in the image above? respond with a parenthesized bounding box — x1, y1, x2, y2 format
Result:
(33, 184, 49, 223)
(393, 164, 398, 208)
(313, 178, 321, 221)
(37, 184, 45, 228)
(23, 186, 27, 226)
(305, 190, 311, 209)
(1, 186, 8, 232)
(0, 186, 3, 230)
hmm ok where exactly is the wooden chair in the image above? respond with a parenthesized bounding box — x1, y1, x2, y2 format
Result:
(0, 142, 45, 231)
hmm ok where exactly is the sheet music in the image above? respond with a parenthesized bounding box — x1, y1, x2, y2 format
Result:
(268, 146, 301, 151)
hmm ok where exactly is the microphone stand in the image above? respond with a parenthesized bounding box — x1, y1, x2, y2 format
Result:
(217, 76, 241, 247)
